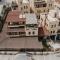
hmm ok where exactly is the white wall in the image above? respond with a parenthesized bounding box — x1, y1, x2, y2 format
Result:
(2, 0, 16, 3)
(25, 27, 38, 36)
(22, 3, 30, 13)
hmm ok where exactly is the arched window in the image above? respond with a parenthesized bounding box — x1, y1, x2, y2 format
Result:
(33, 31, 35, 34)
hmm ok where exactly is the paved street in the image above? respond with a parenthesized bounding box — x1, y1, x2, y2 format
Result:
(32, 53, 60, 60)
(0, 52, 60, 60)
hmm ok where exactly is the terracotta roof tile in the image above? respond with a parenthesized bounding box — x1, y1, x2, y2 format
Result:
(6, 10, 26, 22)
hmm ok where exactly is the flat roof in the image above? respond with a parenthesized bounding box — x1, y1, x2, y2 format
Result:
(25, 13, 37, 24)
(6, 10, 26, 22)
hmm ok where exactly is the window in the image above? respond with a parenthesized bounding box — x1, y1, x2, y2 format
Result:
(35, 5, 37, 8)
(19, 26, 25, 28)
(29, 32, 31, 35)
(20, 32, 25, 34)
(51, 25, 53, 28)
(8, 22, 10, 25)
(35, 4, 40, 8)
(44, 10, 45, 12)
(26, 29, 29, 30)
(7, 32, 11, 35)
(7, 32, 18, 35)
(24, 11, 28, 13)
(54, 24, 56, 27)
(59, 8, 60, 10)
(53, 31, 55, 33)
(51, 31, 52, 34)
(26, 24, 34, 27)
(55, 13, 57, 17)
(21, 7, 22, 10)
(51, 31, 55, 34)
(33, 31, 35, 34)
(37, 10, 41, 13)
(49, 4, 52, 7)
(37, 4, 39, 8)
(48, 9, 49, 12)
(26, 6, 28, 9)
(8, 22, 13, 25)
(46, 23, 48, 26)
(59, 22, 60, 26)
(50, 4, 52, 6)
(57, 29, 60, 33)
(23, 22, 25, 24)
(8, 22, 20, 25)
(34, 24, 37, 27)
(43, 4, 46, 7)
(13, 22, 19, 25)
(41, 18, 43, 21)
(24, 6, 25, 9)
(58, 18, 60, 20)
(20, 2, 22, 4)
(37, 15, 40, 19)
(24, 6, 28, 9)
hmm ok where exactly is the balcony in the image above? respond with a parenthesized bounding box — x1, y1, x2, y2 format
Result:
(34, 1, 46, 8)
(8, 25, 25, 28)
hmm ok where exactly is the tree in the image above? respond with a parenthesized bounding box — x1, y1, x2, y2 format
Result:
(42, 37, 50, 50)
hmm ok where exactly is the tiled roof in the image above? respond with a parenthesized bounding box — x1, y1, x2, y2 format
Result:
(6, 10, 26, 22)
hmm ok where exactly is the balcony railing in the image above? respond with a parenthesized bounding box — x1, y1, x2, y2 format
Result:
(8, 25, 25, 28)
